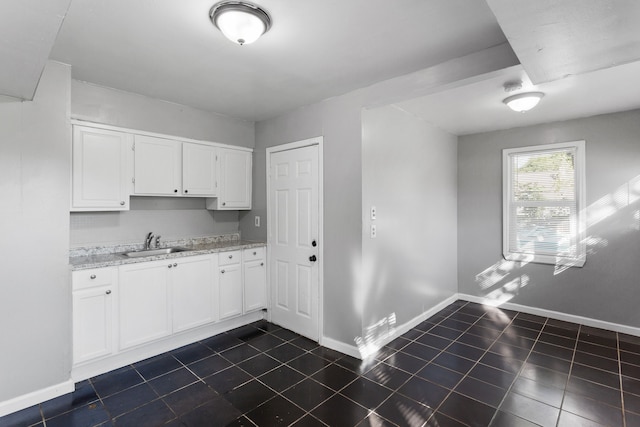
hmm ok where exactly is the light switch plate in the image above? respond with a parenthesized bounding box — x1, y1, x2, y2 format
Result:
(255, 216, 260, 227)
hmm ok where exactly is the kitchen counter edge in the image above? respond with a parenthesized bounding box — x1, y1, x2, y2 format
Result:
(70, 241, 266, 271)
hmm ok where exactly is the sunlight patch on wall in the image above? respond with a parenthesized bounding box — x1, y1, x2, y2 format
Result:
(475, 255, 532, 290)
(354, 312, 397, 359)
(483, 275, 530, 305)
(476, 175, 640, 303)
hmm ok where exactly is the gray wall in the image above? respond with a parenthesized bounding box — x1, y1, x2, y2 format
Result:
(361, 106, 458, 343)
(71, 80, 254, 147)
(0, 62, 71, 401)
(458, 109, 640, 327)
(70, 81, 255, 246)
(240, 45, 515, 348)
(246, 97, 363, 346)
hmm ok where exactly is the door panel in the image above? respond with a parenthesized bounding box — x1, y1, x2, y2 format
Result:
(269, 144, 319, 340)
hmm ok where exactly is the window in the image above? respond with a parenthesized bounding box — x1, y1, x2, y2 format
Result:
(503, 141, 586, 267)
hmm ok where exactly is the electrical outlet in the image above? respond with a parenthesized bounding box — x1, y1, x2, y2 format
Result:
(370, 224, 377, 238)
(254, 216, 260, 227)
(370, 206, 377, 220)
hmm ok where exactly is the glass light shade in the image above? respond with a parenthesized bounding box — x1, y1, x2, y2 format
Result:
(210, 2, 271, 46)
(503, 92, 544, 112)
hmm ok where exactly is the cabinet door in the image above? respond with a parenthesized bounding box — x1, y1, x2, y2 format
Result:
(218, 263, 242, 320)
(73, 286, 114, 364)
(183, 143, 217, 196)
(243, 259, 266, 312)
(172, 255, 217, 332)
(72, 126, 131, 211)
(134, 135, 182, 195)
(119, 261, 171, 349)
(217, 148, 252, 209)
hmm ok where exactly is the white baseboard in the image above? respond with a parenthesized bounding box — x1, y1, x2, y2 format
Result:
(72, 310, 266, 382)
(321, 294, 459, 360)
(0, 379, 74, 418)
(1, 311, 267, 419)
(458, 293, 640, 338)
(320, 336, 361, 359)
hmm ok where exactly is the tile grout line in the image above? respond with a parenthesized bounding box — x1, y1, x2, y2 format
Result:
(555, 323, 581, 427)
(618, 331, 627, 427)
(424, 302, 502, 425)
(484, 312, 549, 426)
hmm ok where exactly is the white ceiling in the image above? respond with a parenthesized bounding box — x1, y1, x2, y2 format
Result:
(49, 0, 507, 121)
(486, 0, 640, 84)
(4, 0, 640, 132)
(0, 0, 71, 100)
(395, 60, 640, 136)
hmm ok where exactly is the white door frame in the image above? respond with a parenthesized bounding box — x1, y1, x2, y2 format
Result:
(266, 136, 324, 344)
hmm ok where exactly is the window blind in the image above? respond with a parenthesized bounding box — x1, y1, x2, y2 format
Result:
(503, 141, 585, 266)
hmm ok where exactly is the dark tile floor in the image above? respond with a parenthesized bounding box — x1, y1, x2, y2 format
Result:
(3, 300, 640, 426)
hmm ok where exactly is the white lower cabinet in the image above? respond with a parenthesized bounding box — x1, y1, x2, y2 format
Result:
(72, 246, 266, 374)
(72, 267, 118, 364)
(243, 247, 266, 312)
(172, 254, 217, 332)
(218, 250, 243, 320)
(119, 260, 172, 350)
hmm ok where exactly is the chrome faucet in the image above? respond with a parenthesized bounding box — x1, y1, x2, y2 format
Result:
(155, 235, 161, 248)
(144, 232, 154, 250)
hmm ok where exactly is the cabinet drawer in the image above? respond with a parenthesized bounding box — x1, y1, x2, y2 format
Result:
(72, 267, 117, 290)
(219, 250, 241, 266)
(243, 247, 265, 262)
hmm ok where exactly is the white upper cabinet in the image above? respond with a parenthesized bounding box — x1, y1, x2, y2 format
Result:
(70, 122, 250, 208)
(133, 135, 182, 196)
(182, 142, 217, 197)
(72, 125, 132, 211)
(207, 148, 252, 210)
(134, 135, 218, 197)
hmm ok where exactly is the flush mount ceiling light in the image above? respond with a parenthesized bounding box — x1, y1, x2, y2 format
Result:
(503, 92, 545, 112)
(210, 1, 271, 45)
(502, 81, 544, 113)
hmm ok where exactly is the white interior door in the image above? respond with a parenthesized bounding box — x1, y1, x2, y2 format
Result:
(268, 144, 320, 341)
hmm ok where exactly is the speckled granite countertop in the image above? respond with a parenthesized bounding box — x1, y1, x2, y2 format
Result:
(69, 234, 266, 270)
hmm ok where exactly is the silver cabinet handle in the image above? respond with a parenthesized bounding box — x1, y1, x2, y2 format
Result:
(120, 201, 125, 206)
(253, 251, 257, 255)
(105, 290, 111, 295)
(173, 263, 177, 267)
(228, 255, 233, 259)
(168, 264, 173, 268)
(260, 262, 264, 266)
(222, 202, 226, 206)
(221, 269, 225, 274)
(90, 274, 96, 279)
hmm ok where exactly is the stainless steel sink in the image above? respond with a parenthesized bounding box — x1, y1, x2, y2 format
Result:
(123, 247, 189, 258)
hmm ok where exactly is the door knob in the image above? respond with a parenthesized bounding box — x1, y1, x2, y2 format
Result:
(312, 240, 317, 247)
(309, 255, 317, 262)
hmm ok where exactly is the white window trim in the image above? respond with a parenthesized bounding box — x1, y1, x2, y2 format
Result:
(503, 140, 586, 267)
